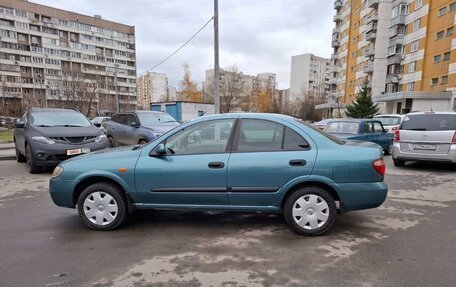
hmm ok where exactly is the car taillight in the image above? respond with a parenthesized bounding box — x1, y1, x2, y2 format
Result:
(372, 158, 386, 176)
(452, 131, 456, 143)
(394, 130, 400, 142)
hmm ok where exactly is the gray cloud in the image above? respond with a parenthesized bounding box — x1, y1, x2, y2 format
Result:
(33, 0, 334, 89)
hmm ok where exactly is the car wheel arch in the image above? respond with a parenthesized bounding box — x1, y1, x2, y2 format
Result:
(73, 176, 134, 212)
(280, 181, 340, 212)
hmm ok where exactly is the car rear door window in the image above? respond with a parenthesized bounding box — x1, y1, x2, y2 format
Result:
(373, 122, 384, 133)
(283, 127, 310, 150)
(117, 114, 127, 125)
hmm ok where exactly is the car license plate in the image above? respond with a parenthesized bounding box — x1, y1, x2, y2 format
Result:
(67, 148, 90, 156)
(413, 144, 437, 150)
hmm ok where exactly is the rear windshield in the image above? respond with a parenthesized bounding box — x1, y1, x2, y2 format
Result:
(400, 114, 456, 131)
(325, 122, 359, 134)
(374, 116, 401, 126)
(295, 119, 344, 145)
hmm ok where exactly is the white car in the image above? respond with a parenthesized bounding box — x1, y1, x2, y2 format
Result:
(373, 114, 405, 132)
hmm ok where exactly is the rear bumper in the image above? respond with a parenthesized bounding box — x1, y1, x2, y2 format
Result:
(337, 181, 388, 212)
(392, 142, 456, 163)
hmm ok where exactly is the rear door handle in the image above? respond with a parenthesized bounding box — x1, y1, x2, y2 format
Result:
(289, 159, 306, 166)
(208, 162, 225, 169)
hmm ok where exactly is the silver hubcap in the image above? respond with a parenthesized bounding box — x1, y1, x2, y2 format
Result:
(83, 192, 118, 226)
(292, 194, 329, 230)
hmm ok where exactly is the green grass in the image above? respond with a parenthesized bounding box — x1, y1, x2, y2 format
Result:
(0, 129, 14, 143)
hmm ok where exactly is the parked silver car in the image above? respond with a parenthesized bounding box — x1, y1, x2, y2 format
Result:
(392, 112, 456, 166)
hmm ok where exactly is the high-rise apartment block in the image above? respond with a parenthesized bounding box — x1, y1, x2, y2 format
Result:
(0, 0, 136, 116)
(289, 53, 330, 104)
(137, 72, 171, 110)
(319, 0, 455, 118)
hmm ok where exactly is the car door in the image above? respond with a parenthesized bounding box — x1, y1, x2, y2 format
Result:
(226, 118, 317, 207)
(373, 121, 389, 149)
(134, 118, 236, 206)
(356, 121, 376, 142)
(14, 112, 28, 154)
(122, 114, 139, 146)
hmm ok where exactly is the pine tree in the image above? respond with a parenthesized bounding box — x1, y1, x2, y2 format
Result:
(345, 81, 379, 118)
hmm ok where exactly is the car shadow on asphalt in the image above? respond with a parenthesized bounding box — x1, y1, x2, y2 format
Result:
(399, 161, 456, 172)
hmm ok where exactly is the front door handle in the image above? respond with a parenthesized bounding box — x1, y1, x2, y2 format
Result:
(208, 162, 225, 169)
(289, 159, 306, 166)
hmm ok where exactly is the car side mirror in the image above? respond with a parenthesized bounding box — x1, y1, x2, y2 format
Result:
(157, 143, 166, 155)
(130, 122, 139, 128)
(15, 121, 25, 129)
(94, 122, 101, 127)
(384, 129, 388, 133)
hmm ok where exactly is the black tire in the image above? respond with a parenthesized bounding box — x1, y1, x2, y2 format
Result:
(15, 143, 26, 163)
(384, 141, 393, 155)
(138, 139, 147, 145)
(284, 187, 336, 236)
(25, 144, 41, 173)
(108, 136, 115, 148)
(77, 182, 128, 231)
(393, 158, 405, 167)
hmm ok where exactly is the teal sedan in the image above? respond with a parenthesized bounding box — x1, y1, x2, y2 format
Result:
(49, 113, 388, 235)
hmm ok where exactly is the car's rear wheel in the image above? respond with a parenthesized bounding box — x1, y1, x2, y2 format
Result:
(15, 143, 26, 163)
(77, 182, 128, 231)
(284, 187, 336, 236)
(393, 158, 405, 167)
(108, 136, 115, 148)
(384, 141, 393, 155)
(25, 144, 41, 173)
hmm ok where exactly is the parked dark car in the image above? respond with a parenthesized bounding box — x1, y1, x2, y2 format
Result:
(14, 108, 109, 173)
(106, 111, 179, 147)
(49, 113, 388, 235)
(324, 119, 394, 154)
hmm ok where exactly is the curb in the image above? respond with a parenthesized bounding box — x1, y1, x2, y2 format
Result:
(0, 146, 14, 151)
(0, 156, 15, 161)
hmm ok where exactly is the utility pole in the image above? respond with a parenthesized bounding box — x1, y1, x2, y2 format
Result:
(214, 0, 220, 114)
(114, 64, 119, 112)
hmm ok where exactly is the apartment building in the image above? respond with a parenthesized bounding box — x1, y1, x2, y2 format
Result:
(137, 72, 170, 110)
(319, 0, 455, 118)
(376, 0, 456, 113)
(289, 53, 330, 104)
(0, 0, 136, 117)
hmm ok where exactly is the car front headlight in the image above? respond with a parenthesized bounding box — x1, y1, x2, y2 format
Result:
(95, 134, 107, 143)
(52, 166, 64, 178)
(32, 136, 55, 144)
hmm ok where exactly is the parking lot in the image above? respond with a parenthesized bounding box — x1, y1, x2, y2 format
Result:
(0, 157, 455, 287)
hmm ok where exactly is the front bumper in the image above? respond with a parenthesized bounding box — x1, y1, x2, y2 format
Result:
(49, 177, 76, 208)
(31, 140, 109, 166)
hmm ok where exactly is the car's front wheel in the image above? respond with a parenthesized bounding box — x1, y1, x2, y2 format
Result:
(284, 187, 336, 236)
(15, 143, 26, 163)
(77, 182, 128, 231)
(25, 144, 41, 173)
(384, 141, 393, 155)
(108, 136, 115, 148)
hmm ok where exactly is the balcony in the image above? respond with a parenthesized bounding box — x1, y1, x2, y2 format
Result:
(332, 38, 341, 47)
(367, 0, 379, 8)
(333, 13, 342, 22)
(390, 15, 406, 27)
(386, 74, 400, 84)
(330, 54, 338, 60)
(329, 78, 338, 85)
(365, 20, 377, 33)
(364, 62, 374, 74)
(387, 54, 403, 65)
(334, 0, 342, 10)
(390, 34, 404, 46)
(333, 26, 340, 34)
(366, 31, 377, 42)
(365, 46, 375, 57)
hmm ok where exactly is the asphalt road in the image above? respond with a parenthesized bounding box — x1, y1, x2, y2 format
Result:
(0, 157, 455, 287)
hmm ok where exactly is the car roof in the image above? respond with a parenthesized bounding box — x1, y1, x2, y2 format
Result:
(373, 114, 405, 118)
(115, 111, 169, 115)
(29, 108, 80, 113)
(326, 118, 379, 123)
(406, 111, 456, 116)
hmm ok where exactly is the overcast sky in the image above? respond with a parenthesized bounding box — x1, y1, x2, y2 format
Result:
(32, 0, 334, 89)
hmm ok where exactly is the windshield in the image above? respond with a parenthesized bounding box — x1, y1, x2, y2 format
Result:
(401, 114, 456, 131)
(325, 122, 359, 134)
(31, 111, 92, 127)
(137, 113, 178, 126)
(374, 116, 401, 126)
(295, 119, 344, 145)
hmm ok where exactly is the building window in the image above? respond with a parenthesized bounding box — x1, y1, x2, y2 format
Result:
(441, 76, 448, 84)
(412, 18, 420, 32)
(438, 7, 447, 16)
(450, 2, 456, 11)
(431, 78, 439, 85)
(447, 27, 454, 36)
(415, 0, 423, 9)
(443, 52, 451, 61)
(407, 82, 415, 91)
(434, 54, 442, 63)
(436, 31, 445, 40)
(411, 40, 419, 52)
(409, 61, 416, 73)
(392, 4, 409, 17)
